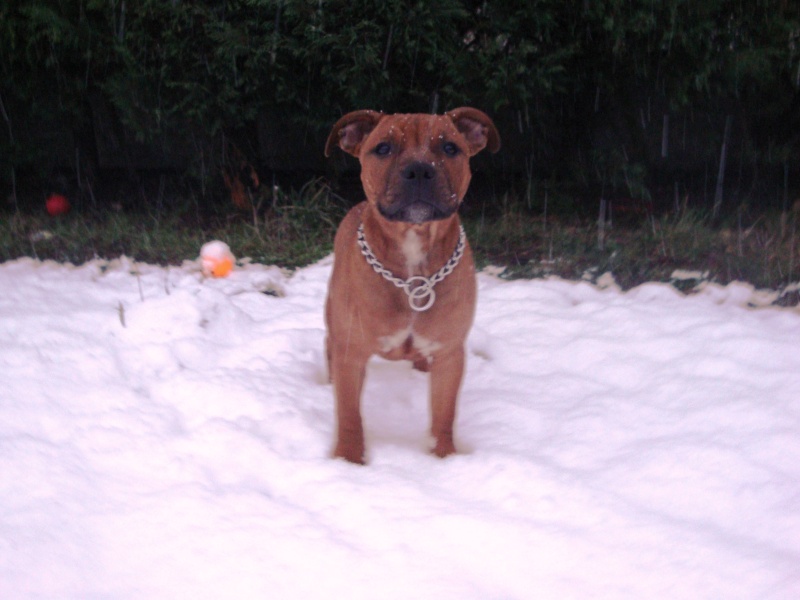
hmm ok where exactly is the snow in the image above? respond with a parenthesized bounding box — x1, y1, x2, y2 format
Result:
(1, 255, 799, 599)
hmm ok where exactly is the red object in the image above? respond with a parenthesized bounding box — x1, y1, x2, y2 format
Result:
(45, 193, 70, 216)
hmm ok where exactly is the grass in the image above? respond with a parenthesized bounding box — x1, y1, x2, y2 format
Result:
(2, 181, 799, 306)
(469, 206, 799, 283)
(1, 179, 345, 269)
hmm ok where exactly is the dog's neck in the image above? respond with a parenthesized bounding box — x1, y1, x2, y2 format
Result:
(362, 206, 462, 279)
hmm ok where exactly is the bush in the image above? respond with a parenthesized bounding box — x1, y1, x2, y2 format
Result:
(1, 1, 799, 215)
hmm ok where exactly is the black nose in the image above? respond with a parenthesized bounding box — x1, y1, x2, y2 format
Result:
(401, 162, 435, 181)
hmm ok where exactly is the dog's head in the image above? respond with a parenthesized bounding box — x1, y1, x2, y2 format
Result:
(326, 108, 500, 224)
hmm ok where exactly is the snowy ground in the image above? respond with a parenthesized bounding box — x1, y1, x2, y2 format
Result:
(1, 255, 799, 599)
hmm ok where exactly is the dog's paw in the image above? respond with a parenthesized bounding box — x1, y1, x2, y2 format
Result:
(333, 441, 366, 465)
(431, 436, 457, 459)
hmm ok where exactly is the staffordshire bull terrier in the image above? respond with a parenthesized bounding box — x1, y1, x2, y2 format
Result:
(324, 108, 500, 464)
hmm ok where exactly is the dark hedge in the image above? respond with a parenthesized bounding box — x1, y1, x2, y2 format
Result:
(1, 0, 799, 214)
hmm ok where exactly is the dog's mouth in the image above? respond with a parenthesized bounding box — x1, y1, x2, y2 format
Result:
(377, 161, 460, 223)
(378, 200, 456, 224)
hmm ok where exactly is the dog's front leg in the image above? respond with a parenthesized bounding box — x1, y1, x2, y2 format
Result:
(428, 344, 466, 458)
(331, 351, 369, 464)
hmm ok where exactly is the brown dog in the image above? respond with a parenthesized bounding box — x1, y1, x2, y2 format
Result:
(324, 108, 500, 464)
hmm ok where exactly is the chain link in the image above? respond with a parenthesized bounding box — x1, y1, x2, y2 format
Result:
(356, 223, 466, 312)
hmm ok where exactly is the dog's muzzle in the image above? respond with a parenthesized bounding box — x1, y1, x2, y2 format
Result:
(378, 161, 456, 224)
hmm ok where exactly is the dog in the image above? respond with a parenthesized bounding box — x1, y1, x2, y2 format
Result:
(324, 108, 500, 464)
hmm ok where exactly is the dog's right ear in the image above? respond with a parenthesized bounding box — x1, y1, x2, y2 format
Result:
(325, 110, 384, 157)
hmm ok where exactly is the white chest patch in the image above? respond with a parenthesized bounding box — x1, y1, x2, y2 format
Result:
(402, 229, 426, 271)
(379, 327, 442, 358)
(379, 327, 412, 354)
(412, 333, 442, 358)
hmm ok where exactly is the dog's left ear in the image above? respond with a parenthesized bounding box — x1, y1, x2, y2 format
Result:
(325, 110, 384, 157)
(446, 107, 501, 156)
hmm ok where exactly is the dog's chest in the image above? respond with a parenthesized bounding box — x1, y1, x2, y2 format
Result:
(401, 229, 426, 271)
(379, 326, 441, 361)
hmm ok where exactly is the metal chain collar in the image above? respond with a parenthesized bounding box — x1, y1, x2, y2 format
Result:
(356, 223, 467, 312)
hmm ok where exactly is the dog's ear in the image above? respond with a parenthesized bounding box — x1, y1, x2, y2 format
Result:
(325, 110, 384, 157)
(446, 107, 501, 156)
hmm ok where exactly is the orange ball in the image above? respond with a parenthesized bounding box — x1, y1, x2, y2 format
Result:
(200, 240, 235, 278)
(208, 256, 233, 278)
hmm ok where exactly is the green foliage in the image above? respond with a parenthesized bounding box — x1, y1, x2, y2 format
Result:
(1, 0, 799, 212)
(571, 0, 798, 103)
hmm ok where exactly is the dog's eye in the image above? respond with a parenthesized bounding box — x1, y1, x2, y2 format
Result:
(442, 142, 460, 156)
(373, 142, 392, 156)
